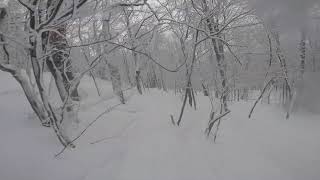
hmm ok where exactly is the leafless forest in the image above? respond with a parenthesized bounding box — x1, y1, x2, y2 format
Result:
(0, 0, 320, 179)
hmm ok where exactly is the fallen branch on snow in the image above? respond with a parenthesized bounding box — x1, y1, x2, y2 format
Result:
(55, 103, 122, 157)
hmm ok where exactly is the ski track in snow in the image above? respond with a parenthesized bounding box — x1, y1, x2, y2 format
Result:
(0, 72, 320, 180)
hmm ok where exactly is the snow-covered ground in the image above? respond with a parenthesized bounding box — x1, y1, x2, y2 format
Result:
(1, 71, 320, 180)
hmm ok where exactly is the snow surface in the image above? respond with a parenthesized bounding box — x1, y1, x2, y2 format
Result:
(1, 71, 320, 180)
(294, 72, 320, 113)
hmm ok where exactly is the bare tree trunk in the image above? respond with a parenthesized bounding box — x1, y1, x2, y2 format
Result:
(177, 30, 199, 126)
(80, 20, 101, 97)
(44, 0, 79, 101)
(28, 3, 74, 146)
(300, 29, 306, 76)
(273, 32, 292, 100)
(45, 24, 79, 101)
(271, 31, 293, 118)
(122, 50, 133, 85)
(32, 33, 72, 146)
(123, 9, 143, 95)
(135, 63, 143, 94)
(0, 7, 49, 126)
(202, 0, 228, 112)
(159, 67, 167, 91)
(108, 63, 125, 104)
(0, 64, 50, 126)
(309, 37, 317, 72)
(102, 18, 125, 103)
(288, 29, 307, 118)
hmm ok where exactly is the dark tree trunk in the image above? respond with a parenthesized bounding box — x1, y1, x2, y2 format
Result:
(45, 24, 79, 101)
(44, 0, 79, 101)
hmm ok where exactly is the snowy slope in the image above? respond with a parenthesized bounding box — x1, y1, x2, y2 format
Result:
(1, 71, 320, 180)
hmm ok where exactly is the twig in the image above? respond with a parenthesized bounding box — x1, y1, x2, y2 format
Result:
(248, 77, 276, 118)
(170, 115, 175, 126)
(55, 103, 122, 157)
(90, 118, 137, 145)
(177, 29, 199, 126)
(206, 110, 231, 136)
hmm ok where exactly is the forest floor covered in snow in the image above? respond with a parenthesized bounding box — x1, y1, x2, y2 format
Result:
(1, 71, 320, 180)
